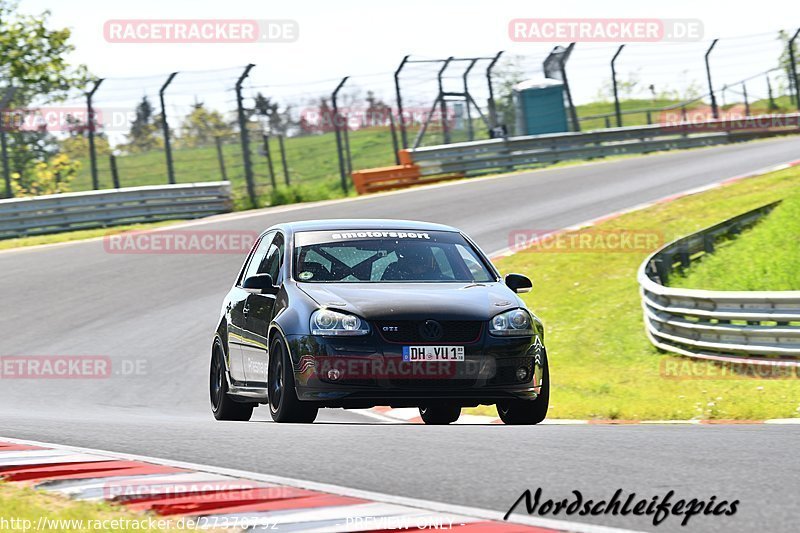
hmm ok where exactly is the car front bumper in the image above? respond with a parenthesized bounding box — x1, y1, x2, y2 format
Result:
(284, 333, 546, 408)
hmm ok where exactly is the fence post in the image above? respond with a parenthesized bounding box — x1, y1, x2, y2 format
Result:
(437, 57, 454, 144)
(86, 78, 104, 190)
(388, 112, 400, 165)
(462, 58, 478, 141)
(109, 154, 120, 189)
(342, 115, 352, 176)
(277, 134, 290, 186)
(235, 63, 256, 207)
(261, 134, 275, 188)
(0, 87, 15, 198)
(790, 29, 800, 111)
(704, 39, 719, 119)
(215, 137, 228, 182)
(611, 44, 625, 128)
(766, 74, 776, 111)
(742, 82, 750, 116)
(332, 76, 349, 194)
(559, 43, 580, 132)
(394, 55, 410, 149)
(159, 72, 178, 184)
(486, 51, 504, 131)
(0, 131, 9, 198)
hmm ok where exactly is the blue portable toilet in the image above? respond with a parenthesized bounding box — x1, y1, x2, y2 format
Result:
(513, 79, 568, 135)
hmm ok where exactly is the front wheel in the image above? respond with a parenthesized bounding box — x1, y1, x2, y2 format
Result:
(419, 404, 461, 425)
(268, 336, 318, 423)
(497, 351, 550, 425)
(210, 337, 254, 421)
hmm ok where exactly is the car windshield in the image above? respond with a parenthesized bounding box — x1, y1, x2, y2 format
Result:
(293, 230, 495, 283)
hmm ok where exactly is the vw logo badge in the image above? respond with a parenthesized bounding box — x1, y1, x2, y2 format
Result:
(420, 319, 443, 341)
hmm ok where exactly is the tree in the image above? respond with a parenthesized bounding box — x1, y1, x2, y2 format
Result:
(252, 93, 293, 135)
(0, 0, 90, 187)
(178, 102, 234, 147)
(11, 153, 80, 196)
(125, 97, 163, 152)
(59, 114, 111, 160)
(492, 56, 528, 134)
(364, 91, 390, 127)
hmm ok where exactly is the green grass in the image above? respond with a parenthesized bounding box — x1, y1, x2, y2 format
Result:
(671, 190, 800, 291)
(0, 481, 200, 532)
(0, 220, 184, 251)
(468, 164, 800, 420)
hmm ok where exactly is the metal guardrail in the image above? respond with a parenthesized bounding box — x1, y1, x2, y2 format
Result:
(406, 115, 800, 177)
(638, 202, 800, 366)
(0, 182, 232, 239)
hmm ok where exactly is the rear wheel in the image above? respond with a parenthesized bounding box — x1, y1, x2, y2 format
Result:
(268, 336, 318, 423)
(210, 337, 254, 421)
(419, 404, 461, 425)
(497, 352, 549, 425)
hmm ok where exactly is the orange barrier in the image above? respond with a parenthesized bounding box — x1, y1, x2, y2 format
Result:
(351, 150, 463, 194)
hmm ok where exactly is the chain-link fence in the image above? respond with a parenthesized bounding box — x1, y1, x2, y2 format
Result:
(2, 29, 798, 204)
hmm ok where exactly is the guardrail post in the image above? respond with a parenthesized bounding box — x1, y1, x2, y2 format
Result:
(611, 44, 625, 128)
(86, 78, 104, 190)
(394, 55, 410, 149)
(438, 57, 454, 144)
(486, 51, 504, 131)
(215, 137, 228, 182)
(109, 154, 120, 189)
(332, 76, 349, 193)
(260, 134, 275, 188)
(704, 39, 719, 119)
(235, 64, 256, 207)
(789, 29, 800, 111)
(278, 134, 290, 186)
(159, 72, 178, 184)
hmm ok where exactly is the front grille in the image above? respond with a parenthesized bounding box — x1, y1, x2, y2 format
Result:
(376, 320, 483, 344)
(388, 378, 476, 389)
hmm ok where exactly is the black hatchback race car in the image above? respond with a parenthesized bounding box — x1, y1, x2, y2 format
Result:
(210, 220, 548, 425)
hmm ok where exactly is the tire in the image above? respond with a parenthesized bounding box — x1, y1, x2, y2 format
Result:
(210, 337, 254, 421)
(419, 404, 461, 425)
(268, 336, 318, 423)
(497, 351, 550, 425)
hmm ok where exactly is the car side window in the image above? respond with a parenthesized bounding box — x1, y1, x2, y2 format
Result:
(259, 233, 285, 283)
(241, 231, 276, 284)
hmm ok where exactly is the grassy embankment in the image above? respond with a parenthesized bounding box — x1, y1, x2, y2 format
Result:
(470, 164, 800, 420)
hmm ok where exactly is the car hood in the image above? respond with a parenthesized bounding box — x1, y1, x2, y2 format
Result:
(296, 282, 522, 321)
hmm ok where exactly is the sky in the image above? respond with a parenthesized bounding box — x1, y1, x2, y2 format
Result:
(13, 0, 798, 133)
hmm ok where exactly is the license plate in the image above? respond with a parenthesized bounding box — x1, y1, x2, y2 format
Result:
(402, 346, 465, 361)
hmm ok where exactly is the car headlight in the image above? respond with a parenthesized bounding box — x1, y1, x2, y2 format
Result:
(311, 309, 370, 336)
(489, 308, 534, 336)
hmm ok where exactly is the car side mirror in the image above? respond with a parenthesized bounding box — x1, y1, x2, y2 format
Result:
(505, 273, 532, 294)
(243, 273, 278, 295)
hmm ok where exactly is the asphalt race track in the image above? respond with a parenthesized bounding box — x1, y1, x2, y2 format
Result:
(2, 137, 800, 532)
